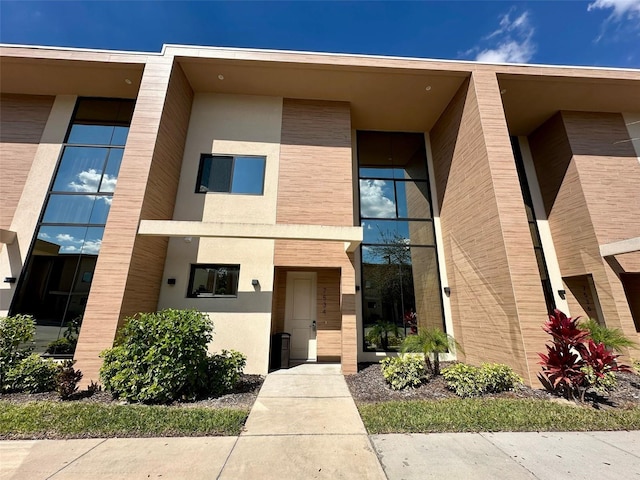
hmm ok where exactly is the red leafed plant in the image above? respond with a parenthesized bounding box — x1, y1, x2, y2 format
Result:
(538, 310, 631, 402)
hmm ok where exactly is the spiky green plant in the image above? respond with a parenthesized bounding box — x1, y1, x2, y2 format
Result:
(401, 327, 462, 376)
(580, 318, 637, 353)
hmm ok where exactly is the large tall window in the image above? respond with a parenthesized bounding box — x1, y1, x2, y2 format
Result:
(11, 98, 135, 355)
(358, 131, 444, 352)
(511, 137, 556, 314)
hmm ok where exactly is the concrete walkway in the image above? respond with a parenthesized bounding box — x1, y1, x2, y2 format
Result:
(1, 364, 639, 479)
(218, 362, 386, 479)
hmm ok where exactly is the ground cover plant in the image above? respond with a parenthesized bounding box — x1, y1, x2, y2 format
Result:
(347, 362, 640, 433)
(359, 399, 640, 434)
(0, 402, 248, 439)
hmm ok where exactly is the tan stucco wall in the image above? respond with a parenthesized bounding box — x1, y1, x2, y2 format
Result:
(157, 93, 283, 374)
(0, 95, 76, 315)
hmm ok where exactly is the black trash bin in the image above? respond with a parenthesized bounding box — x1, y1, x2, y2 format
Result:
(270, 332, 291, 370)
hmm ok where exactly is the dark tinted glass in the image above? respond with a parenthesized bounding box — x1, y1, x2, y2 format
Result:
(208, 157, 233, 192)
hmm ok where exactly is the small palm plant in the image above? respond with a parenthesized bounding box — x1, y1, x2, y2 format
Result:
(401, 327, 461, 376)
(366, 320, 399, 350)
(580, 318, 637, 353)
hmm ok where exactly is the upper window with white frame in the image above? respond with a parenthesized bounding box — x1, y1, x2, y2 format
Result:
(196, 154, 266, 195)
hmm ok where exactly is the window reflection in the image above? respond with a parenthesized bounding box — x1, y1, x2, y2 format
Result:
(12, 98, 134, 356)
(358, 131, 444, 352)
(52, 147, 109, 192)
(197, 155, 266, 195)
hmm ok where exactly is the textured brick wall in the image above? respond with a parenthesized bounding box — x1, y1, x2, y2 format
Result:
(0, 94, 54, 230)
(529, 111, 640, 344)
(275, 99, 357, 372)
(75, 61, 194, 383)
(430, 73, 548, 385)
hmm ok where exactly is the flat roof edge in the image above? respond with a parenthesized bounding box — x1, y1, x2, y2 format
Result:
(0, 42, 158, 57)
(163, 44, 640, 74)
(1, 42, 638, 75)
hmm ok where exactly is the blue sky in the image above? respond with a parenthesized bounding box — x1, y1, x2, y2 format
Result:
(1, 1, 639, 68)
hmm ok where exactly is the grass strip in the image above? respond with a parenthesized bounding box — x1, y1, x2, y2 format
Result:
(0, 401, 248, 439)
(359, 399, 640, 434)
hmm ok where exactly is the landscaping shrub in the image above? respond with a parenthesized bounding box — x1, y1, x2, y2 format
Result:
(480, 363, 523, 394)
(538, 310, 631, 402)
(100, 309, 213, 403)
(55, 360, 83, 399)
(207, 350, 247, 396)
(4, 353, 57, 393)
(441, 362, 522, 397)
(442, 363, 484, 397)
(381, 355, 427, 390)
(0, 314, 35, 387)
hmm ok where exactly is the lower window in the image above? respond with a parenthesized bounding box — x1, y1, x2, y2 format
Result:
(188, 264, 240, 298)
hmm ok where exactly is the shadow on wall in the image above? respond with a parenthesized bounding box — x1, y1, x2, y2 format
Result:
(429, 77, 469, 210)
(450, 234, 526, 365)
(183, 291, 275, 314)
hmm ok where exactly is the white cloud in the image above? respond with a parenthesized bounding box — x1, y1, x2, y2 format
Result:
(69, 169, 101, 192)
(588, 0, 640, 42)
(68, 169, 117, 193)
(56, 233, 83, 244)
(467, 9, 536, 64)
(588, 0, 640, 18)
(38, 232, 51, 240)
(359, 180, 396, 218)
(81, 239, 102, 255)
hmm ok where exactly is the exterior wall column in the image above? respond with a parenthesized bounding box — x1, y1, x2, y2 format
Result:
(430, 72, 549, 386)
(274, 99, 356, 374)
(74, 59, 193, 383)
(529, 112, 640, 347)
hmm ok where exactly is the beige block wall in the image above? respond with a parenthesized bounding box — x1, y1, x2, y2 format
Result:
(75, 60, 194, 383)
(0, 95, 75, 315)
(157, 92, 284, 374)
(275, 99, 357, 373)
(529, 111, 640, 347)
(430, 73, 549, 386)
(0, 94, 54, 231)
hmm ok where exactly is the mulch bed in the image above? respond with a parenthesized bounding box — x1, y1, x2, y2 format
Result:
(345, 362, 640, 409)
(0, 374, 264, 409)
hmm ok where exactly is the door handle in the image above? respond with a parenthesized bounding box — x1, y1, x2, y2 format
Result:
(311, 320, 317, 331)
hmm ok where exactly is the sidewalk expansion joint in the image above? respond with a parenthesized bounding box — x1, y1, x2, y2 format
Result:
(239, 433, 368, 437)
(216, 435, 241, 480)
(586, 432, 640, 458)
(46, 438, 108, 480)
(478, 433, 541, 479)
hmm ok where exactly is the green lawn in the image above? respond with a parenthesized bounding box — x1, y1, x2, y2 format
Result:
(359, 399, 640, 434)
(0, 401, 248, 439)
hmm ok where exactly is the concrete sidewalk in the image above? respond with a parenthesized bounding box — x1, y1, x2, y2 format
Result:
(1, 364, 639, 479)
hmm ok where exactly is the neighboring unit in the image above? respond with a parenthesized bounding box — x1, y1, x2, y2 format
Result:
(1, 43, 639, 385)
